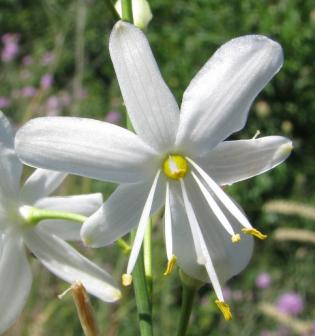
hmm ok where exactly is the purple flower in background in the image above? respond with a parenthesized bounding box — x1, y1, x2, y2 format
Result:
(42, 51, 55, 66)
(40, 74, 54, 90)
(256, 272, 272, 289)
(105, 111, 121, 124)
(21, 86, 37, 97)
(22, 55, 33, 66)
(276, 292, 304, 315)
(0, 97, 11, 109)
(59, 92, 71, 107)
(1, 33, 19, 62)
(46, 96, 61, 116)
(222, 287, 232, 301)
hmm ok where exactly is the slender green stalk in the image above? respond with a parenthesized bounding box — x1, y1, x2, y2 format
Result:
(20, 206, 130, 251)
(143, 219, 153, 296)
(175, 285, 197, 336)
(132, 244, 153, 336)
(21, 206, 87, 226)
(121, 0, 133, 23)
(105, 0, 120, 20)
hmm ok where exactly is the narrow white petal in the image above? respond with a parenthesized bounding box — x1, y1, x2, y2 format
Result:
(0, 112, 22, 199)
(81, 180, 164, 247)
(191, 171, 235, 236)
(20, 168, 67, 204)
(24, 228, 121, 302)
(110, 21, 179, 152)
(36, 193, 103, 241)
(15, 117, 158, 184)
(164, 182, 173, 260)
(0, 236, 32, 335)
(198, 136, 292, 186)
(187, 158, 252, 229)
(176, 36, 283, 155)
(179, 179, 224, 300)
(126, 170, 161, 275)
(179, 179, 205, 265)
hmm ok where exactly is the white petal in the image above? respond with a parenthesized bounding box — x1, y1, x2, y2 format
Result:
(36, 193, 103, 241)
(24, 228, 121, 302)
(170, 178, 253, 284)
(81, 179, 165, 247)
(197, 136, 292, 186)
(0, 236, 32, 335)
(176, 36, 283, 156)
(15, 117, 159, 184)
(0, 112, 22, 199)
(110, 21, 179, 152)
(20, 168, 67, 204)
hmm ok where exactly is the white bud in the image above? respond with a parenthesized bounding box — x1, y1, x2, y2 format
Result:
(115, 0, 153, 29)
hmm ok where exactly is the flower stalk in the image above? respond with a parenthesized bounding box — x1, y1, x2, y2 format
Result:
(132, 242, 153, 336)
(20, 205, 86, 226)
(121, 0, 133, 23)
(143, 219, 153, 295)
(176, 271, 201, 336)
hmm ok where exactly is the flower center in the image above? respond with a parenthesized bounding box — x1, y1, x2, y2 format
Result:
(163, 155, 189, 180)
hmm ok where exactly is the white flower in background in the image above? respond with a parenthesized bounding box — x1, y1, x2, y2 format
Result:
(0, 112, 120, 334)
(115, 0, 153, 29)
(15, 21, 292, 319)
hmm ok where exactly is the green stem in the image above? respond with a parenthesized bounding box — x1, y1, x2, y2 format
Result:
(21, 206, 87, 226)
(176, 284, 197, 336)
(143, 219, 153, 296)
(130, 230, 153, 336)
(20, 206, 130, 252)
(105, 0, 120, 21)
(132, 247, 153, 336)
(121, 0, 133, 23)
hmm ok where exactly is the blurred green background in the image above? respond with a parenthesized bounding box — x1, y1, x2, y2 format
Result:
(1, 0, 315, 335)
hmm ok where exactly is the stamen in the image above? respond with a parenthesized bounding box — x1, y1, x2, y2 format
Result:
(163, 255, 177, 276)
(191, 171, 237, 238)
(163, 155, 188, 180)
(180, 179, 225, 302)
(242, 228, 267, 240)
(180, 179, 206, 265)
(187, 157, 252, 229)
(215, 300, 233, 321)
(122, 274, 133, 286)
(164, 182, 173, 260)
(231, 234, 241, 243)
(126, 170, 161, 276)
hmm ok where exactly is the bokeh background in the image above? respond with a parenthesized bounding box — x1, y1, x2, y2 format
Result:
(1, 0, 315, 335)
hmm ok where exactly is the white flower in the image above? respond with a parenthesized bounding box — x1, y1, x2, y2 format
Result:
(0, 112, 121, 334)
(15, 21, 292, 319)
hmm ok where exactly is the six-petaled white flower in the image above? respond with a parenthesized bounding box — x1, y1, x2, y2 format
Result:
(15, 21, 292, 319)
(0, 112, 121, 334)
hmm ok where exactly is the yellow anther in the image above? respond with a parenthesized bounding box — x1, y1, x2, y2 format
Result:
(215, 300, 233, 321)
(122, 274, 133, 286)
(163, 255, 177, 276)
(242, 228, 267, 240)
(163, 155, 189, 180)
(231, 234, 241, 243)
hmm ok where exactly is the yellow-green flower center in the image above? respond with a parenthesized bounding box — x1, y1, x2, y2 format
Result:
(163, 155, 189, 180)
